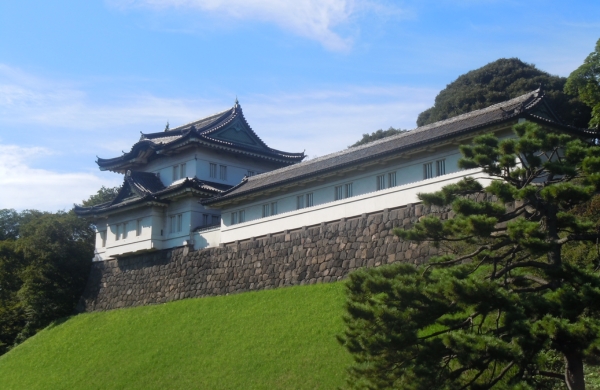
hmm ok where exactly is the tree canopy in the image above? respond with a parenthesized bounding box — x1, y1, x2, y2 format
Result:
(340, 122, 600, 389)
(0, 186, 115, 355)
(80, 185, 120, 207)
(349, 127, 408, 148)
(417, 58, 592, 129)
(565, 38, 600, 129)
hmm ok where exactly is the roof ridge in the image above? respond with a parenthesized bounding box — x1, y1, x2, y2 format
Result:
(230, 89, 542, 187)
(169, 107, 233, 133)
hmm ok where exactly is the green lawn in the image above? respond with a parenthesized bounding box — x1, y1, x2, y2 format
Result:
(0, 282, 352, 390)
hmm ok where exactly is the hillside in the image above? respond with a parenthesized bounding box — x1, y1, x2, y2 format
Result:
(0, 283, 351, 390)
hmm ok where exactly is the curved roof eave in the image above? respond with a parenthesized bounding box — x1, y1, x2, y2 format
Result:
(97, 103, 305, 171)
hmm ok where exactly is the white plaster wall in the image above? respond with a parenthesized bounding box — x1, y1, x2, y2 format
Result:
(138, 147, 284, 187)
(222, 145, 462, 227)
(220, 168, 490, 243)
(192, 227, 221, 250)
(97, 206, 166, 260)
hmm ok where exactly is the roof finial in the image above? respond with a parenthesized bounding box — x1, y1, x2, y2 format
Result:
(164, 121, 170, 132)
(235, 96, 239, 107)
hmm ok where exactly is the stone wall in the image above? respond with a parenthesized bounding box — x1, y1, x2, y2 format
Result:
(77, 202, 450, 312)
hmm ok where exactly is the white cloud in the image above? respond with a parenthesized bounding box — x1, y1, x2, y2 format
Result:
(244, 86, 436, 157)
(0, 143, 121, 212)
(109, 0, 359, 51)
(0, 64, 436, 158)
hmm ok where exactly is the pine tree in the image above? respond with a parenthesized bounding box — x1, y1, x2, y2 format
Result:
(340, 122, 600, 389)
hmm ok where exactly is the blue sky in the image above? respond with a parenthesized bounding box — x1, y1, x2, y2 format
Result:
(1, 0, 599, 211)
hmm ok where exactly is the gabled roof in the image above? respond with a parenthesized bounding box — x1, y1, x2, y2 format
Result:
(97, 101, 305, 172)
(74, 171, 233, 217)
(203, 89, 594, 207)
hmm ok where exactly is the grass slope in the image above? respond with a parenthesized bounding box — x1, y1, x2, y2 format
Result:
(0, 283, 351, 390)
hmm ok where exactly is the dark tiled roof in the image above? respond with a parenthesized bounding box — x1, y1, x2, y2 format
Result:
(97, 102, 305, 172)
(74, 172, 233, 217)
(127, 171, 166, 195)
(204, 89, 591, 206)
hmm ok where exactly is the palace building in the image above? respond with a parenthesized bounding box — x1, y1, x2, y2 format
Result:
(75, 89, 589, 262)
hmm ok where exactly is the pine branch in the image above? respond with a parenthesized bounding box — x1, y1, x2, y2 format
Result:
(486, 361, 515, 388)
(493, 260, 551, 280)
(558, 233, 600, 245)
(538, 370, 566, 381)
(505, 274, 550, 286)
(418, 313, 479, 340)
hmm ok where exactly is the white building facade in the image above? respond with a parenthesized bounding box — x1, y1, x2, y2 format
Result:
(77, 89, 586, 261)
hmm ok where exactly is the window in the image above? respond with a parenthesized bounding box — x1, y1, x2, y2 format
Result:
(345, 183, 353, 198)
(220, 165, 227, 180)
(209, 163, 217, 178)
(136, 219, 142, 236)
(172, 163, 187, 181)
(436, 159, 446, 176)
(262, 202, 278, 217)
(203, 214, 210, 226)
(170, 214, 182, 233)
(306, 192, 313, 207)
(100, 231, 106, 247)
(376, 174, 385, 190)
(335, 183, 353, 200)
(335, 185, 343, 201)
(424, 162, 433, 179)
(203, 214, 219, 226)
(297, 195, 305, 210)
(123, 222, 128, 239)
(115, 224, 121, 241)
(230, 210, 245, 225)
(388, 172, 397, 187)
(247, 170, 255, 177)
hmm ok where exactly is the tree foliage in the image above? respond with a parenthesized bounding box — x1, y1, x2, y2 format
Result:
(0, 211, 94, 355)
(80, 185, 120, 207)
(417, 58, 592, 128)
(349, 127, 408, 148)
(0, 186, 114, 355)
(339, 122, 600, 390)
(565, 38, 600, 129)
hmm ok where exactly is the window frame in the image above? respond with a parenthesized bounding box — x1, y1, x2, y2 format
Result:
(209, 163, 217, 179)
(305, 192, 313, 207)
(219, 165, 227, 180)
(436, 159, 446, 176)
(345, 183, 353, 198)
(423, 162, 433, 179)
(335, 185, 343, 201)
(180, 163, 186, 179)
(297, 195, 305, 210)
(376, 174, 385, 190)
(388, 172, 397, 188)
(169, 213, 183, 234)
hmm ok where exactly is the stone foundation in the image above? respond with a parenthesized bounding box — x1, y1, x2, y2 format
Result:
(78, 202, 449, 312)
